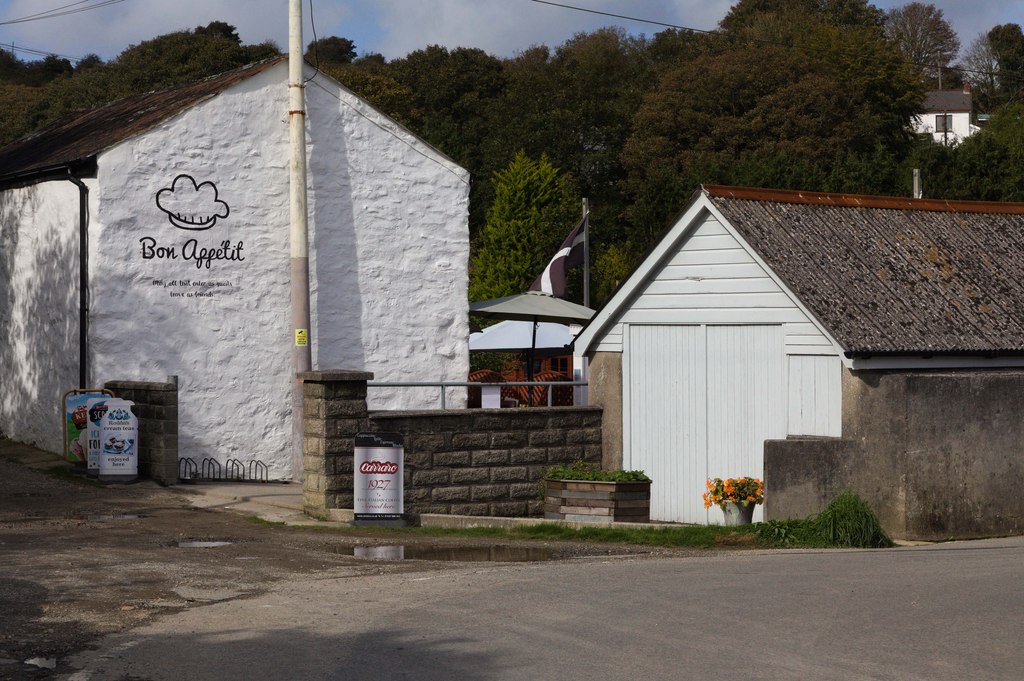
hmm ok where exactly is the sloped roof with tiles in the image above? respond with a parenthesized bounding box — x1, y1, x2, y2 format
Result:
(705, 185, 1024, 355)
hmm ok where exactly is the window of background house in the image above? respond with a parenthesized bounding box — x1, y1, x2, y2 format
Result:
(935, 114, 952, 132)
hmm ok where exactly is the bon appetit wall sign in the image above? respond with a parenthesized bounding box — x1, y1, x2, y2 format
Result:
(139, 174, 246, 300)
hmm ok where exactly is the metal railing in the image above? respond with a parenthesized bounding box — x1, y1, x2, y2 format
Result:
(367, 380, 588, 410)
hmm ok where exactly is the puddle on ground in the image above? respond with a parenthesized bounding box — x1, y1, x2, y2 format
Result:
(177, 541, 233, 548)
(332, 544, 554, 562)
(24, 657, 57, 670)
(86, 514, 140, 521)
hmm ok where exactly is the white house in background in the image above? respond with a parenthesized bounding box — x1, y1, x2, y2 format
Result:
(913, 84, 978, 145)
(0, 57, 470, 479)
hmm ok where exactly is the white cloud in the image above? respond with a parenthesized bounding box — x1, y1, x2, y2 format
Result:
(368, 0, 733, 59)
(0, 0, 1019, 63)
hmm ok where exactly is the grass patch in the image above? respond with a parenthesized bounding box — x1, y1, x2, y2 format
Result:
(273, 491, 893, 551)
(509, 522, 743, 548)
(293, 520, 753, 549)
(813, 491, 894, 548)
(753, 491, 894, 548)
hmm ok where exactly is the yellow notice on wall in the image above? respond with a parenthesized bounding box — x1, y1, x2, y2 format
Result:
(295, 329, 308, 346)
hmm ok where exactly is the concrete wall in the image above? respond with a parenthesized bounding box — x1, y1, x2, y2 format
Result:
(0, 180, 87, 452)
(588, 351, 623, 470)
(766, 368, 1024, 540)
(301, 371, 602, 519)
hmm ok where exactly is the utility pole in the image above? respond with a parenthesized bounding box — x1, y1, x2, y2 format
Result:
(289, 0, 312, 481)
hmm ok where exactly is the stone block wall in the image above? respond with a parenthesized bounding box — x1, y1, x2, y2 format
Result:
(300, 370, 603, 519)
(369, 408, 603, 517)
(104, 379, 178, 485)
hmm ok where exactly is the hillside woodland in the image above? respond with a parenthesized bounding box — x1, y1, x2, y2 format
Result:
(2, 2, 1023, 305)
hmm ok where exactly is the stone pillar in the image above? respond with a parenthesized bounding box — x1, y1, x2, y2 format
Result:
(299, 370, 372, 518)
(103, 380, 179, 485)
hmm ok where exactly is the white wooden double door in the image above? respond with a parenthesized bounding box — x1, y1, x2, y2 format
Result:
(625, 325, 787, 524)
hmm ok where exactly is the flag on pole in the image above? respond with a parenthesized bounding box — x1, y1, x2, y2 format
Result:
(530, 215, 586, 299)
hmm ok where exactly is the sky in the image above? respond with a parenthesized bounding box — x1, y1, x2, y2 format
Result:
(0, 0, 1021, 65)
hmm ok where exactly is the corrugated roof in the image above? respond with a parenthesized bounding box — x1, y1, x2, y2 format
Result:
(704, 185, 1024, 355)
(0, 57, 284, 183)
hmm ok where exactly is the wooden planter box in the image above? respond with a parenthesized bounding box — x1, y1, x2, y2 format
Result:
(543, 479, 651, 523)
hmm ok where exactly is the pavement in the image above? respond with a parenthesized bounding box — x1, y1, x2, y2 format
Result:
(4, 441, 695, 534)
(2, 440, 942, 543)
(6, 439, 1024, 680)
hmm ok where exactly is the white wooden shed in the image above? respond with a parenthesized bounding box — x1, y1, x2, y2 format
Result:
(575, 185, 1024, 527)
(0, 58, 470, 479)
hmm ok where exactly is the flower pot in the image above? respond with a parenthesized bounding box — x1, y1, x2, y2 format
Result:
(720, 501, 755, 526)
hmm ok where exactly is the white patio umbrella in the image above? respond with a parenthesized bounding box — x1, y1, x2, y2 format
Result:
(469, 291, 595, 382)
(469, 320, 574, 355)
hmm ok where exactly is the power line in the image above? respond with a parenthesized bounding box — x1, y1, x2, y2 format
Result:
(304, 0, 321, 84)
(530, 0, 1023, 90)
(0, 0, 95, 25)
(0, 41, 84, 62)
(0, 0, 127, 27)
(529, 0, 711, 34)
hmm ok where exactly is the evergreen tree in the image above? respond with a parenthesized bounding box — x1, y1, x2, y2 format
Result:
(468, 152, 578, 302)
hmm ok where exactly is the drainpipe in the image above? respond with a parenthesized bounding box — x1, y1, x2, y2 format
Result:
(66, 171, 89, 388)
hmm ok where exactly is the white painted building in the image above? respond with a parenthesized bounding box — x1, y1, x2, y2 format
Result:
(575, 185, 1024, 526)
(913, 86, 978, 145)
(0, 58, 470, 479)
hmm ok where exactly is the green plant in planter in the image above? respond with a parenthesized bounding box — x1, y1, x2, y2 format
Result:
(538, 460, 650, 500)
(543, 459, 650, 482)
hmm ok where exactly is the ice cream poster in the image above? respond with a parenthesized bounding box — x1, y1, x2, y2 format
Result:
(63, 391, 109, 463)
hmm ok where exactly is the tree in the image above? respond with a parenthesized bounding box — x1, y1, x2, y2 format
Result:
(987, 23, 1024, 106)
(0, 50, 73, 87)
(305, 36, 356, 66)
(194, 20, 240, 43)
(482, 29, 656, 249)
(75, 54, 104, 72)
(389, 45, 506, 232)
(884, 3, 960, 88)
(468, 152, 579, 302)
(0, 83, 47, 145)
(322, 63, 419, 127)
(962, 33, 999, 111)
(947, 104, 1024, 200)
(37, 24, 279, 123)
(720, 0, 884, 32)
(622, 5, 922, 248)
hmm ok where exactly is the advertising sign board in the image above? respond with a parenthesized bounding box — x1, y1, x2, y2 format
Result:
(98, 399, 138, 482)
(85, 397, 111, 477)
(63, 389, 113, 464)
(354, 432, 404, 523)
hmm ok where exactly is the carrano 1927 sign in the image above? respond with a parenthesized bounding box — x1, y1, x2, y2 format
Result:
(354, 432, 404, 522)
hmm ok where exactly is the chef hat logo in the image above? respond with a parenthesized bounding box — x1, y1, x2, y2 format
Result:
(155, 174, 229, 231)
